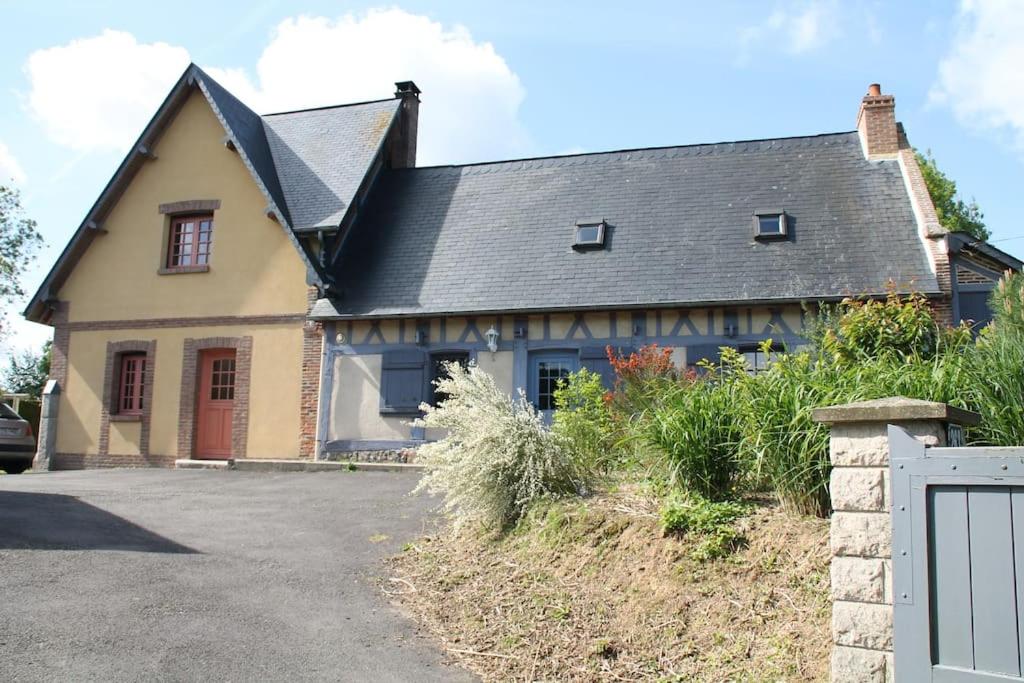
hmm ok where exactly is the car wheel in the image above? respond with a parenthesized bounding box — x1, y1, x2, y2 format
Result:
(0, 461, 29, 475)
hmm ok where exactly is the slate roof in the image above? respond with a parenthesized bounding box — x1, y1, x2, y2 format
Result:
(263, 99, 401, 229)
(199, 69, 291, 224)
(313, 131, 939, 319)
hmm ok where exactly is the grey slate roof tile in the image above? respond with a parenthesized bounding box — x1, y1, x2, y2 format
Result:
(316, 132, 939, 318)
(263, 99, 401, 229)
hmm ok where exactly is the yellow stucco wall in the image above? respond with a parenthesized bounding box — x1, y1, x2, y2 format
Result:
(59, 90, 309, 322)
(53, 88, 310, 460)
(57, 323, 303, 458)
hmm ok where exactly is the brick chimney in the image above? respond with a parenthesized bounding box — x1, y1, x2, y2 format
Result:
(391, 81, 420, 169)
(856, 83, 899, 159)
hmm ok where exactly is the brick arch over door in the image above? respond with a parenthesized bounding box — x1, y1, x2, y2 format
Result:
(178, 336, 252, 459)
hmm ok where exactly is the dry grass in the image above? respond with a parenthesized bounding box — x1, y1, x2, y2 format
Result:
(387, 492, 830, 682)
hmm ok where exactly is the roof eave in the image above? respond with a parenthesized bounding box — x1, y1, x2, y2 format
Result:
(947, 232, 1023, 271)
(308, 288, 945, 321)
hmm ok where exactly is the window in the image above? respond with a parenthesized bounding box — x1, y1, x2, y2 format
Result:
(753, 211, 787, 239)
(429, 352, 470, 406)
(167, 214, 213, 268)
(739, 344, 778, 375)
(528, 352, 579, 413)
(573, 219, 606, 250)
(117, 353, 147, 415)
(209, 357, 236, 400)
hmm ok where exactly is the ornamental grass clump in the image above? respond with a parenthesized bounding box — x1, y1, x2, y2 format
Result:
(413, 362, 592, 530)
(971, 272, 1024, 445)
(638, 361, 744, 502)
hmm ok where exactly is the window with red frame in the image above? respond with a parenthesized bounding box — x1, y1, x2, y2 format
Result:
(167, 214, 213, 268)
(118, 353, 147, 415)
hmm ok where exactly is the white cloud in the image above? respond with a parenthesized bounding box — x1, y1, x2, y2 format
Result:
(207, 10, 529, 165)
(931, 0, 1024, 152)
(24, 11, 529, 165)
(24, 30, 189, 152)
(738, 1, 839, 62)
(0, 140, 27, 184)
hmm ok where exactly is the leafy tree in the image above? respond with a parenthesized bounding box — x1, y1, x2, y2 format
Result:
(0, 184, 44, 338)
(915, 149, 989, 241)
(4, 339, 51, 398)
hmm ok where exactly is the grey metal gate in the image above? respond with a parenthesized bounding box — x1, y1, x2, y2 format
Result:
(890, 425, 1024, 681)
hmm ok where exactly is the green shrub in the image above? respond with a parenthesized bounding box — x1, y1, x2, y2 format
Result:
(413, 362, 593, 530)
(971, 273, 1024, 445)
(659, 493, 747, 560)
(814, 290, 940, 363)
(551, 368, 616, 471)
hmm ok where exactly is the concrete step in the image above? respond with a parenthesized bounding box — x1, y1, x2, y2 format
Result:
(175, 459, 232, 470)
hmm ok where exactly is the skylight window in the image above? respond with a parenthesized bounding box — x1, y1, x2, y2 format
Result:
(753, 210, 787, 239)
(573, 219, 606, 250)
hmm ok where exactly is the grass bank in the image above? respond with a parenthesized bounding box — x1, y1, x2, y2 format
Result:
(388, 492, 829, 682)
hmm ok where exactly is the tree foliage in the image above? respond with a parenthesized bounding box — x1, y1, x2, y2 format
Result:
(915, 149, 989, 241)
(4, 340, 51, 398)
(0, 185, 44, 336)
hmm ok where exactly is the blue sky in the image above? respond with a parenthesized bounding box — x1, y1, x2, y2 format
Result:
(2, 0, 1022, 352)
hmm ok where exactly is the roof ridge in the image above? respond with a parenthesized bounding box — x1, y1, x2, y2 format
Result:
(262, 97, 398, 118)
(406, 130, 861, 173)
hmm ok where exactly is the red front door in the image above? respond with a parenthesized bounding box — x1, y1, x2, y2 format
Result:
(196, 349, 236, 459)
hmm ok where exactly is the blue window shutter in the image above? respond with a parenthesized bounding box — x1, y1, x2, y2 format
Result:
(381, 350, 426, 415)
(686, 344, 723, 368)
(581, 345, 633, 390)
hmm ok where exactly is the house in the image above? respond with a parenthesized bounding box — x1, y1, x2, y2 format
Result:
(25, 67, 1020, 468)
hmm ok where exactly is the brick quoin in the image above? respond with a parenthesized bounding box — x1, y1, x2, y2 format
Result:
(300, 286, 323, 458)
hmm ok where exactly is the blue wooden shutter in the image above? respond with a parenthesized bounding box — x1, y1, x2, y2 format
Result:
(380, 350, 426, 415)
(959, 290, 994, 329)
(686, 344, 723, 369)
(581, 345, 633, 390)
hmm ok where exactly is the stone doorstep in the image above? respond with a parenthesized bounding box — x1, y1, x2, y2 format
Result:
(174, 459, 231, 470)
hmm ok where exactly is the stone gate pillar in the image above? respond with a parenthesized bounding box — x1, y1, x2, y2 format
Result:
(33, 379, 60, 471)
(812, 397, 979, 683)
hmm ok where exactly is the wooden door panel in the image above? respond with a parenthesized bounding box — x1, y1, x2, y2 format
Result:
(196, 350, 235, 458)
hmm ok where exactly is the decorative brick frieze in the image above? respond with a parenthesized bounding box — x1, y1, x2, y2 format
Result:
(98, 339, 156, 458)
(178, 336, 252, 459)
(66, 313, 304, 332)
(300, 287, 323, 458)
(157, 199, 221, 214)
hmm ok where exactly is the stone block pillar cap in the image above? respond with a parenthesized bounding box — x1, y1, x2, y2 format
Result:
(812, 396, 979, 426)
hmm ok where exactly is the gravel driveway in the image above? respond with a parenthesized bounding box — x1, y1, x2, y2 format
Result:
(0, 468, 474, 682)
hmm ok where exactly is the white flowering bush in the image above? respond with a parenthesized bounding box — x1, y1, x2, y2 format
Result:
(413, 362, 592, 530)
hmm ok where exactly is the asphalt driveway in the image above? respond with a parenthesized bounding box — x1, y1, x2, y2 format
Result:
(0, 468, 474, 682)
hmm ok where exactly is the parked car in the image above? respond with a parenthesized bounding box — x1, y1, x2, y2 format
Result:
(0, 403, 35, 474)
